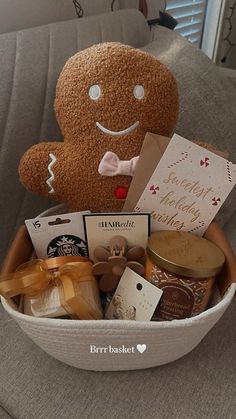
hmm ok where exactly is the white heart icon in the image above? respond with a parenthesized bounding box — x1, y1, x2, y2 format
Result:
(136, 344, 146, 354)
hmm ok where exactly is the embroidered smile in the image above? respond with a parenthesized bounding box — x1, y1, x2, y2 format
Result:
(96, 121, 140, 137)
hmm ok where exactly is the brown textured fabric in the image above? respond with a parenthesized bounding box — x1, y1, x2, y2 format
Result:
(19, 42, 179, 211)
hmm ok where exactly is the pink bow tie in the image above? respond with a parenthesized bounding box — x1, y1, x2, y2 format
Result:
(98, 151, 139, 177)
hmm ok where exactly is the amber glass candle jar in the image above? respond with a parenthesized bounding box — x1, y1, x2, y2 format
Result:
(145, 231, 225, 321)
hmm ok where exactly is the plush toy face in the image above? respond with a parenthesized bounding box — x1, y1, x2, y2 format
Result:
(19, 42, 179, 212)
(55, 43, 178, 146)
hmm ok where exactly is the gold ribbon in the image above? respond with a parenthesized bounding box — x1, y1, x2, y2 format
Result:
(0, 259, 103, 320)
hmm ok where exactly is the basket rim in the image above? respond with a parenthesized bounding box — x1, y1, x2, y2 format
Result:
(2, 283, 235, 330)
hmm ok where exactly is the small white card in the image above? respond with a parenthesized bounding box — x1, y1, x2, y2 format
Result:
(105, 267, 163, 321)
(25, 211, 90, 259)
(135, 134, 236, 235)
(83, 213, 150, 262)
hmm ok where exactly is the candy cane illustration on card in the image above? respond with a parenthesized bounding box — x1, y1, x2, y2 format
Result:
(135, 134, 236, 235)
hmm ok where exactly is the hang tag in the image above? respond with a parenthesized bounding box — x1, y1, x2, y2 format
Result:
(25, 211, 90, 259)
(105, 267, 163, 321)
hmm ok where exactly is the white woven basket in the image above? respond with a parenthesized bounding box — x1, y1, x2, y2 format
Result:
(2, 206, 235, 371)
(2, 284, 235, 371)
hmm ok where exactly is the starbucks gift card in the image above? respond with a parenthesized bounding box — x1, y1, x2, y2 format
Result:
(25, 211, 90, 259)
(135, 134, 236, 235)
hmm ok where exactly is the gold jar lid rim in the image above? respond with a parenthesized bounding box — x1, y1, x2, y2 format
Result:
(147, 231, 225, 279)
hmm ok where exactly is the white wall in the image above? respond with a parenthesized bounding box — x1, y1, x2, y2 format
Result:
(119, 0, 164, 19)
(201, 0, 236, 68)
(0, 0, 77, 34)
(216, 0, 236, 69)
(0, 0, 121, 34)
(201, 0, 226, 61)
(0, 0, 164, 34)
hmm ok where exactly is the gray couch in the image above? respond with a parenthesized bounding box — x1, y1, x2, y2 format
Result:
(0, 9, 235, 419)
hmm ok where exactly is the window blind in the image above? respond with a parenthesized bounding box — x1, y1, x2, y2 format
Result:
(166, 0, 207, 46)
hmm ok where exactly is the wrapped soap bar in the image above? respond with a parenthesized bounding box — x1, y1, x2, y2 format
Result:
(0, 256, 103, 320)
(24, 256, 85, 318)
(24, 287, 68, 318)
(57, 261, 103, 320)
(24, 256, 89, 318)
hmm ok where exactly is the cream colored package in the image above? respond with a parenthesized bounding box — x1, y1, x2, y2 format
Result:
(24, 288, 67, 318)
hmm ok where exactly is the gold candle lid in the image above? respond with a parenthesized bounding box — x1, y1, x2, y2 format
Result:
(147, 231, 225, 278)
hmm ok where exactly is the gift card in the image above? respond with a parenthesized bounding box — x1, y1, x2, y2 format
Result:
(105, 267, 163, 321)
(25, 211, 90, 259)
(135, 134, 236, 235)
(83, 212, 150, 262)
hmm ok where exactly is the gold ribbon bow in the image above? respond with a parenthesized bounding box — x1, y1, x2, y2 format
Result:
(0, 259, 103, 320)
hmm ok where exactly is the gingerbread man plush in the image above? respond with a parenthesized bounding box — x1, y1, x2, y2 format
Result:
(19, 42, 179, 212)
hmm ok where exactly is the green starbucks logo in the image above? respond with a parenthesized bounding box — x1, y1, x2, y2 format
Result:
(47, 235, 88, 258)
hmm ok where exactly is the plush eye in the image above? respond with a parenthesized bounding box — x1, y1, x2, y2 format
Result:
(133, 85, 145, 100)
(89, 85, 101, 100)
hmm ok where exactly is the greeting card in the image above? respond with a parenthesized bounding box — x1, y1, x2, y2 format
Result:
(135, 134, 236, 235)
(123, 132, 228, 213)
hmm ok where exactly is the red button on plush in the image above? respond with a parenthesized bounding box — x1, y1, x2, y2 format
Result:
(114, 186, 128, 199)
